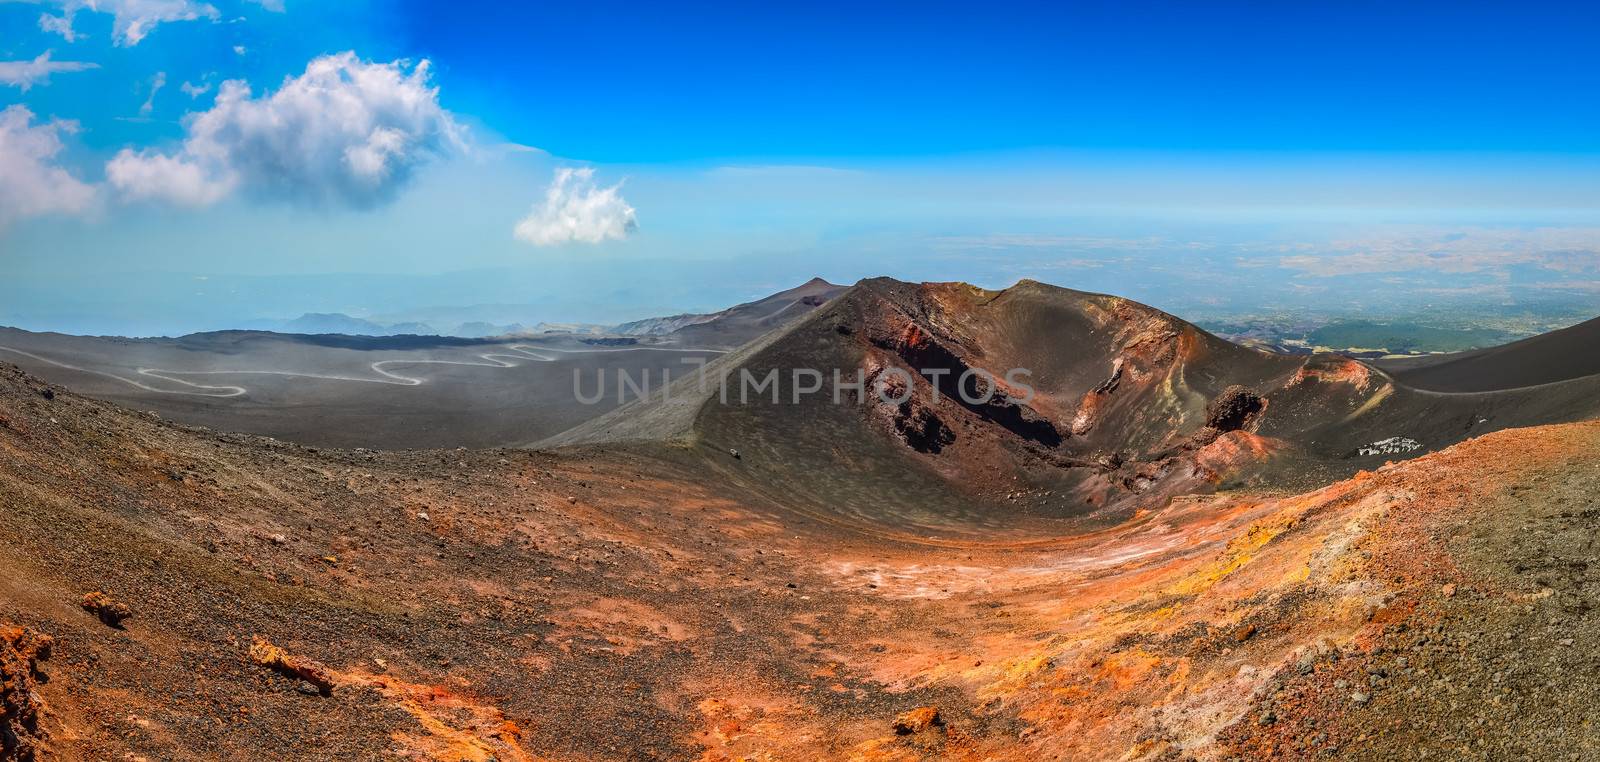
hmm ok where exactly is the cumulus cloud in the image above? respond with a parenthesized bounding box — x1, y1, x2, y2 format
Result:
(0, 105, 96, 228)
(29, 0, 220, 46)
(0, 51, 98, 91)
(106, 51, 464, 208)
(105, 148, 233, 206)
(514, 168, 638, 247)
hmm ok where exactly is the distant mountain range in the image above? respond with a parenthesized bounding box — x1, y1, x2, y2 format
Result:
(277, 313, 433, 336)
(266, 278, 848, 344)
(271, 312, 633, 339)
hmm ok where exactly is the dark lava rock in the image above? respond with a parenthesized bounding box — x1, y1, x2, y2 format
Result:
(1206, 386, 1265, 432)
(895, 404, 956, 454)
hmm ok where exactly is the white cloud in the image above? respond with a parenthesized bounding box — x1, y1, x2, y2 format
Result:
(105, 149, 233, 206)
(139, 70, 166, 115)
(0, 51, 98, 91)
(514, 168, 638, 247)
(0, 105, 96, 228)
(37, 10, 77, 41)
(106, 52, 464, 208)
(30, 0, 221, 46)
(248, 0, 283, 10)
(179, 78, 211, 98)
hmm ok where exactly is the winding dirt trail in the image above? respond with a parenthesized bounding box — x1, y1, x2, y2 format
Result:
(0, 343, 726, 399)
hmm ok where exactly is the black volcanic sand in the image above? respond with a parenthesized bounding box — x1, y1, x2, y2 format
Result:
(666, 277, 848, 348)
(0, 327, 723, 449)
(1374, 313, 1600, 393)
(0, 279, 851, 452)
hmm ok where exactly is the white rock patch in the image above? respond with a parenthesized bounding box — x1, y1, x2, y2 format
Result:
(1358, 437, 1422, 456)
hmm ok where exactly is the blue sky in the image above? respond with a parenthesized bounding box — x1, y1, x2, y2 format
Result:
(3, 1, 1600, 335)
(393, 1, 1600, 159)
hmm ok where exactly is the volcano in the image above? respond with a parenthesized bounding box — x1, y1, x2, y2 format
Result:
(553, 277, 1600, 533)
(4, 277, 1600, 761)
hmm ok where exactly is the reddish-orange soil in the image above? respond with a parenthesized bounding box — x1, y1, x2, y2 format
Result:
(4, 349, 1600, 760)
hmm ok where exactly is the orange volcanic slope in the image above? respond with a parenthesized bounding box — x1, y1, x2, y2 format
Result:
(4, 330, 1600, 762)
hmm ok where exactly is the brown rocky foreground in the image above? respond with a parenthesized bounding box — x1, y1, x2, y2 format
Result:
(3, 359, 1600, 760)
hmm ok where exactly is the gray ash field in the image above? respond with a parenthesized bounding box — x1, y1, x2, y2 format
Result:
(0, 280, 843, 450)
